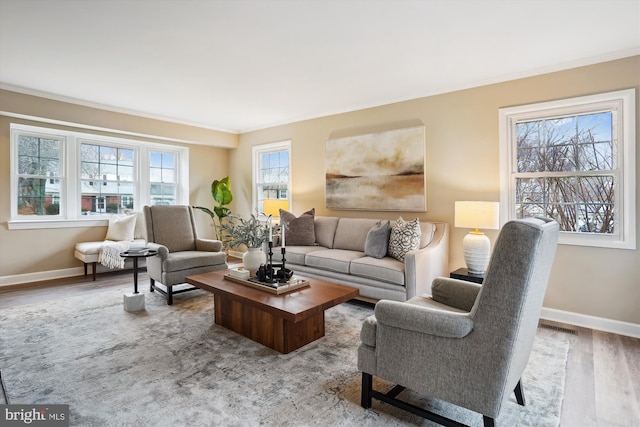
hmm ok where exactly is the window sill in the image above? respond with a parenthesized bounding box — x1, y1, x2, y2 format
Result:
(8, 218, 109, 230)
(559, 232, 635, 250)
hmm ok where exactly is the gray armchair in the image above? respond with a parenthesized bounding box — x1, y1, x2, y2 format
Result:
(358, 217, 559, 426)
(144, 205, 228, 305)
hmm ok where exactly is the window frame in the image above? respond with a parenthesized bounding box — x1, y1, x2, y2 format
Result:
(252, 140, 292, 215)
(499, 89, 636, 249)
(9, 123, 189, 230)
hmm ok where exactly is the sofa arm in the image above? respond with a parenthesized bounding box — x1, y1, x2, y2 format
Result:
(147, 242, 169, 259)
(431, 277, 481, 312)
(404, 222, 449, 299)
(375, 299, 473, 338)
(195, 238, 223, 252)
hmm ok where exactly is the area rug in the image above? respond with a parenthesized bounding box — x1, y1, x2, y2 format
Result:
(0, 288, 570, 426)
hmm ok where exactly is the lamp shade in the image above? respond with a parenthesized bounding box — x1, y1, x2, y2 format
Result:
(454, 201, 500, 231)
(262, 199, 289, 218)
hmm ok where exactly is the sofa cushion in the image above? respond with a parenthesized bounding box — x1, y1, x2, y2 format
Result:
(388, 217, 421, 262)
(364, 220, 391, 259)
(314, 216, 340, 248)
(333, 218, 380, 252)
(273, 245, 325, 265)
(162, 250, 227, 272)
(305, 249, 365, 274)
(280, 208, 316, 246)
(351, 256, 405, 286)
(105, 214, 136, 241)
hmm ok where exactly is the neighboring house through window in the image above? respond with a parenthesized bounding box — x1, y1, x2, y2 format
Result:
(252, 140, 291, 215)
(10, 123, 189, 229)
(499, 89, 636, 249)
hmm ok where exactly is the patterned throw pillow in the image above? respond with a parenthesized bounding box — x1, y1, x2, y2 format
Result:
(388, 217, 421, 262)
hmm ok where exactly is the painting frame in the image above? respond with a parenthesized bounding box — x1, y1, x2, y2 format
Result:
(325, 125, 426, 211)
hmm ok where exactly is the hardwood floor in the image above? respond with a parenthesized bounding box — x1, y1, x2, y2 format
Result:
(1, 268, 638, 426)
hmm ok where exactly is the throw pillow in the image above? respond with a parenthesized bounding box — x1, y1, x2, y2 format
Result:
(123, 209, 146, 240)
(105, 214, 137, 242)
(364, 220, 391, 259)
(279, 208, 316, 246)
(388, 217, 421, 262)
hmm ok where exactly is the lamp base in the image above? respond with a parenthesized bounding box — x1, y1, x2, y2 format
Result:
(462, 231, 490, 274)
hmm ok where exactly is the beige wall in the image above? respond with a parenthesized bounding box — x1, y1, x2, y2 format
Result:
(0, 90, 236, 279)
(233, 56, 640, 325)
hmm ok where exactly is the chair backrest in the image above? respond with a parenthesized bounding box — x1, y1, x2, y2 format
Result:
(470, 217, 559, 400)
(144, 205, 198, 252)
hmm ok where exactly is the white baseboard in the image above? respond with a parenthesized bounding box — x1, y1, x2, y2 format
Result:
(0, 267, 83, 287)
(540, 307, 640, 339)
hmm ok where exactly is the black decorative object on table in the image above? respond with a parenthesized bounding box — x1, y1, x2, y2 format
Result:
(256, 241, 294, 284)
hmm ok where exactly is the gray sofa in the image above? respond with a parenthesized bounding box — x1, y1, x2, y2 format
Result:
(272, 216, 449, 301)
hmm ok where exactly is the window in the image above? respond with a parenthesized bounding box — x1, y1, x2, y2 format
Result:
(15, 132, 64, 217)
(10, 123, 189, 229)
(252, 140, 291, 214)
(149, 151, 177, 206)
(80, 141, 135, 215)
(499, 89, 636, 249)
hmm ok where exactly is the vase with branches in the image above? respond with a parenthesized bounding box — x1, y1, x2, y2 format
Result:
(220, 211, 271, 249)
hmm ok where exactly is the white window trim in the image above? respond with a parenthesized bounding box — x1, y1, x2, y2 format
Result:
(252, 140, 292, 214)
(9, 123, 189, 230)
(499, 89, 636, 250)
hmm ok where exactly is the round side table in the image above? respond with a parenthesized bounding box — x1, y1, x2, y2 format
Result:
(119, 249, 158, 312)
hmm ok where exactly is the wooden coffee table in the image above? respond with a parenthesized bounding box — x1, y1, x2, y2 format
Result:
(186, 270, 359, 353)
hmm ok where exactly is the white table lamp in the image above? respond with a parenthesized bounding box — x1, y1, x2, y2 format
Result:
(455, 201, 500, 274)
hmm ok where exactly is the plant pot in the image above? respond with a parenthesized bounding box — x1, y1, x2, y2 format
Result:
(243, 247, 266, 277)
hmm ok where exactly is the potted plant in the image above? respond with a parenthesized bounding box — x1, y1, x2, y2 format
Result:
(193, 176, 233, 242)
(221, 211, 271, 276)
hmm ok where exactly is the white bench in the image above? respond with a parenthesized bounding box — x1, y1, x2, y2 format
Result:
(74, 239, 147, 280)
(74, 210, 147, 280)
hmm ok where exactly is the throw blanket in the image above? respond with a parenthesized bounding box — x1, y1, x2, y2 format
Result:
(99, 241, 131, 269)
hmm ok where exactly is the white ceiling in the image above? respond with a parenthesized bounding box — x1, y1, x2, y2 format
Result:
(1, 0, 638, 134)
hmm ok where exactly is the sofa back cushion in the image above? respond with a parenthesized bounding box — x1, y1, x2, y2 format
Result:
(333, 218, 380, 252)
(314, 216, 340, 248)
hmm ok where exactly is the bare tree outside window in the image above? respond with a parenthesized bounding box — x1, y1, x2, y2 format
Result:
(514, 112, 615, 234)
(17, 135, 62, 216)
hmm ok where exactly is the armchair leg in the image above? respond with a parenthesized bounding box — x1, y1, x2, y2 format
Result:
(361, 373, 372, 408)
(483, 416, 495, 427)
(514, 380, 526, 406)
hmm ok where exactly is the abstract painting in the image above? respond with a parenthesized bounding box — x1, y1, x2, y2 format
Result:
(325, 126, 426, 211)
